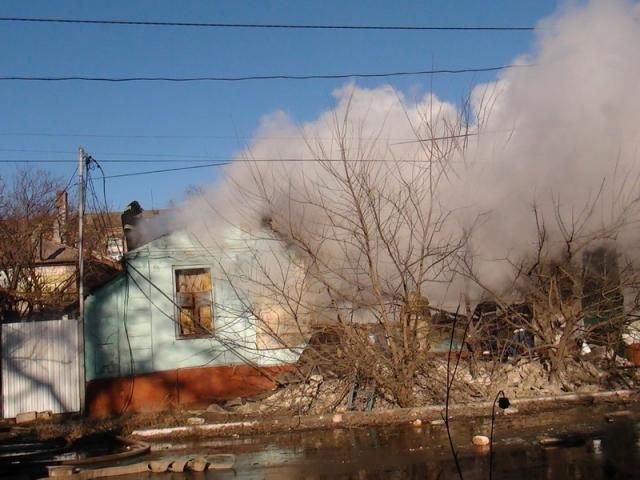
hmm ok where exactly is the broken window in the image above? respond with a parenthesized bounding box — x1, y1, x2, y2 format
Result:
(174, 268, 214, 337)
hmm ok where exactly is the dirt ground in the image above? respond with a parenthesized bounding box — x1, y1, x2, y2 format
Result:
(16, 356, 637, 444)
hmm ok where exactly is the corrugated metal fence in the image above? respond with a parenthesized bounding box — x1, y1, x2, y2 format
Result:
(2, 319, 81, 418)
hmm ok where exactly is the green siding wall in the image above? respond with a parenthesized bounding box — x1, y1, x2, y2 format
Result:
(84, 230, 302, 382)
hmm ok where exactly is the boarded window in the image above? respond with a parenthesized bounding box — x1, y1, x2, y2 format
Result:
(175, 268, 214, 337)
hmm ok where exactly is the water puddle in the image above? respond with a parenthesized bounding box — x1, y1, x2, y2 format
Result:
(130, 403, 640, 479)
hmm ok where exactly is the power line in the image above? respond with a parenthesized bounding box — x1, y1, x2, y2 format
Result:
(0, 132, 480, 159)
(0, 131, 481, 140)
(0, 132, 245, 139)
(392, 132, 479, 145)
(0, 149, 233, 159)
(0, 64, 530, 83)
(100, 163, 229, 178)
(0, 157, 461, 165)
(0, 16, 536, 32)
(11, 157, 457, 180)
(67, 156, 471, 180)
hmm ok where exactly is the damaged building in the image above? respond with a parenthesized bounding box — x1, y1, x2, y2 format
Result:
(83, 202, 304, 417)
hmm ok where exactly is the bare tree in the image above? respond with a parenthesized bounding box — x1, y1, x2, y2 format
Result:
(0, 169, 69, 319)
(462, 191, 640, 389)
(199, 96, 473, 407)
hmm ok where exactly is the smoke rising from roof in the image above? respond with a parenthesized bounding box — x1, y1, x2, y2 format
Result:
(182, 0, 640, 308)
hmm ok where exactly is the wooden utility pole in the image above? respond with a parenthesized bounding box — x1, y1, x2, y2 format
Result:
(78, 147, 85, 325)
(77, 146, 86, 413)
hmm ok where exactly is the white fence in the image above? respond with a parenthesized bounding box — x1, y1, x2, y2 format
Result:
(2, 319, 81, 418)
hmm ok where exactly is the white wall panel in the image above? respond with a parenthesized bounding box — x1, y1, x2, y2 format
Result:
(2, 319, 80, 418)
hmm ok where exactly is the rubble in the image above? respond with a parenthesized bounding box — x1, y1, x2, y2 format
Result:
(225, 355, 637, 417)
(205, 403, 230, 414)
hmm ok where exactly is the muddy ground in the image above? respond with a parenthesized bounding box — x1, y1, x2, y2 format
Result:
(9, 356, 638, 444)
(9, 399, 640, 480)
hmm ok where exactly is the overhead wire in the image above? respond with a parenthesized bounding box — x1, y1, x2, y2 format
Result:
(0, 132, 476, 139)
(0, 156, 470, 179)
(100, 163, 229, 178)
(0, 132, 483, 152)
(0, 131, 483, 166)
(0, 157, 464, 165)
(0, 64, 530, 83)
(61, 167, 78, 194)
(86, 156, 125, 257)
(0, 132, 258, 139)
(0, 16, 536, 31)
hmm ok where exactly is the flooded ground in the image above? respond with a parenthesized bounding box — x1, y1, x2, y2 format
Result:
(118, 402, 640, 479)
(5, 402, 640, 479)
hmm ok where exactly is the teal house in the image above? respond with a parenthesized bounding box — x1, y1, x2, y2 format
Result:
(84, 224, 303, 417)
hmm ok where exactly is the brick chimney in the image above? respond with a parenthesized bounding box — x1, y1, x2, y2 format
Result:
(121, 200, 144, 251)
(53, 191, 68, 244)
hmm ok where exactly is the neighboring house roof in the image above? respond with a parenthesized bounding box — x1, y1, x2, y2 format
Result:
(38, 238, 78, 265)
(35, 236, 122, 293)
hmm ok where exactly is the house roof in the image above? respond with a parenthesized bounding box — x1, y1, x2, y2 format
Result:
(37, 237, 122, 283)
(38, 238, 78, 264)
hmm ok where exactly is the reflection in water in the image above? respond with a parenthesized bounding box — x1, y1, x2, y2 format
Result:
(125, 405, 640, 480)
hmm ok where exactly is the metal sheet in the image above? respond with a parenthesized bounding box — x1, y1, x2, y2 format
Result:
(2, 319, 80, 418)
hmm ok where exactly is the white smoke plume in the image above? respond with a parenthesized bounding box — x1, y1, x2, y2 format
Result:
(182, 0, 640, 310)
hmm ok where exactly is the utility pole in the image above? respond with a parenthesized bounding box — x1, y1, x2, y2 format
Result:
(77, 146, 86, 414)
(78, 147, 85, 325)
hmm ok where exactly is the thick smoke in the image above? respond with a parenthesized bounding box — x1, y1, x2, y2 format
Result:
(458, 0, 640, 293)
(183, 0, 640, 309)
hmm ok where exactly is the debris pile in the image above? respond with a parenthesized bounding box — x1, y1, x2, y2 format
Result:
(227, 356, 638, 416)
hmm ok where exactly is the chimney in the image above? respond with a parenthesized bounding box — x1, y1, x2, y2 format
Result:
(53, 191, 68, 244)
(121, 201, 144, 251)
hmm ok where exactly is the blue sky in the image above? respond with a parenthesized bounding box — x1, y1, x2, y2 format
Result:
(0, 0, 559, 211)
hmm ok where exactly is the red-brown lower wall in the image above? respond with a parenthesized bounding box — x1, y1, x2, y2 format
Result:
(85, 364, 294, 418)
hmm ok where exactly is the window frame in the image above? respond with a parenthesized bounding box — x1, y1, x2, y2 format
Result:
(172, 266, 215, 340)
